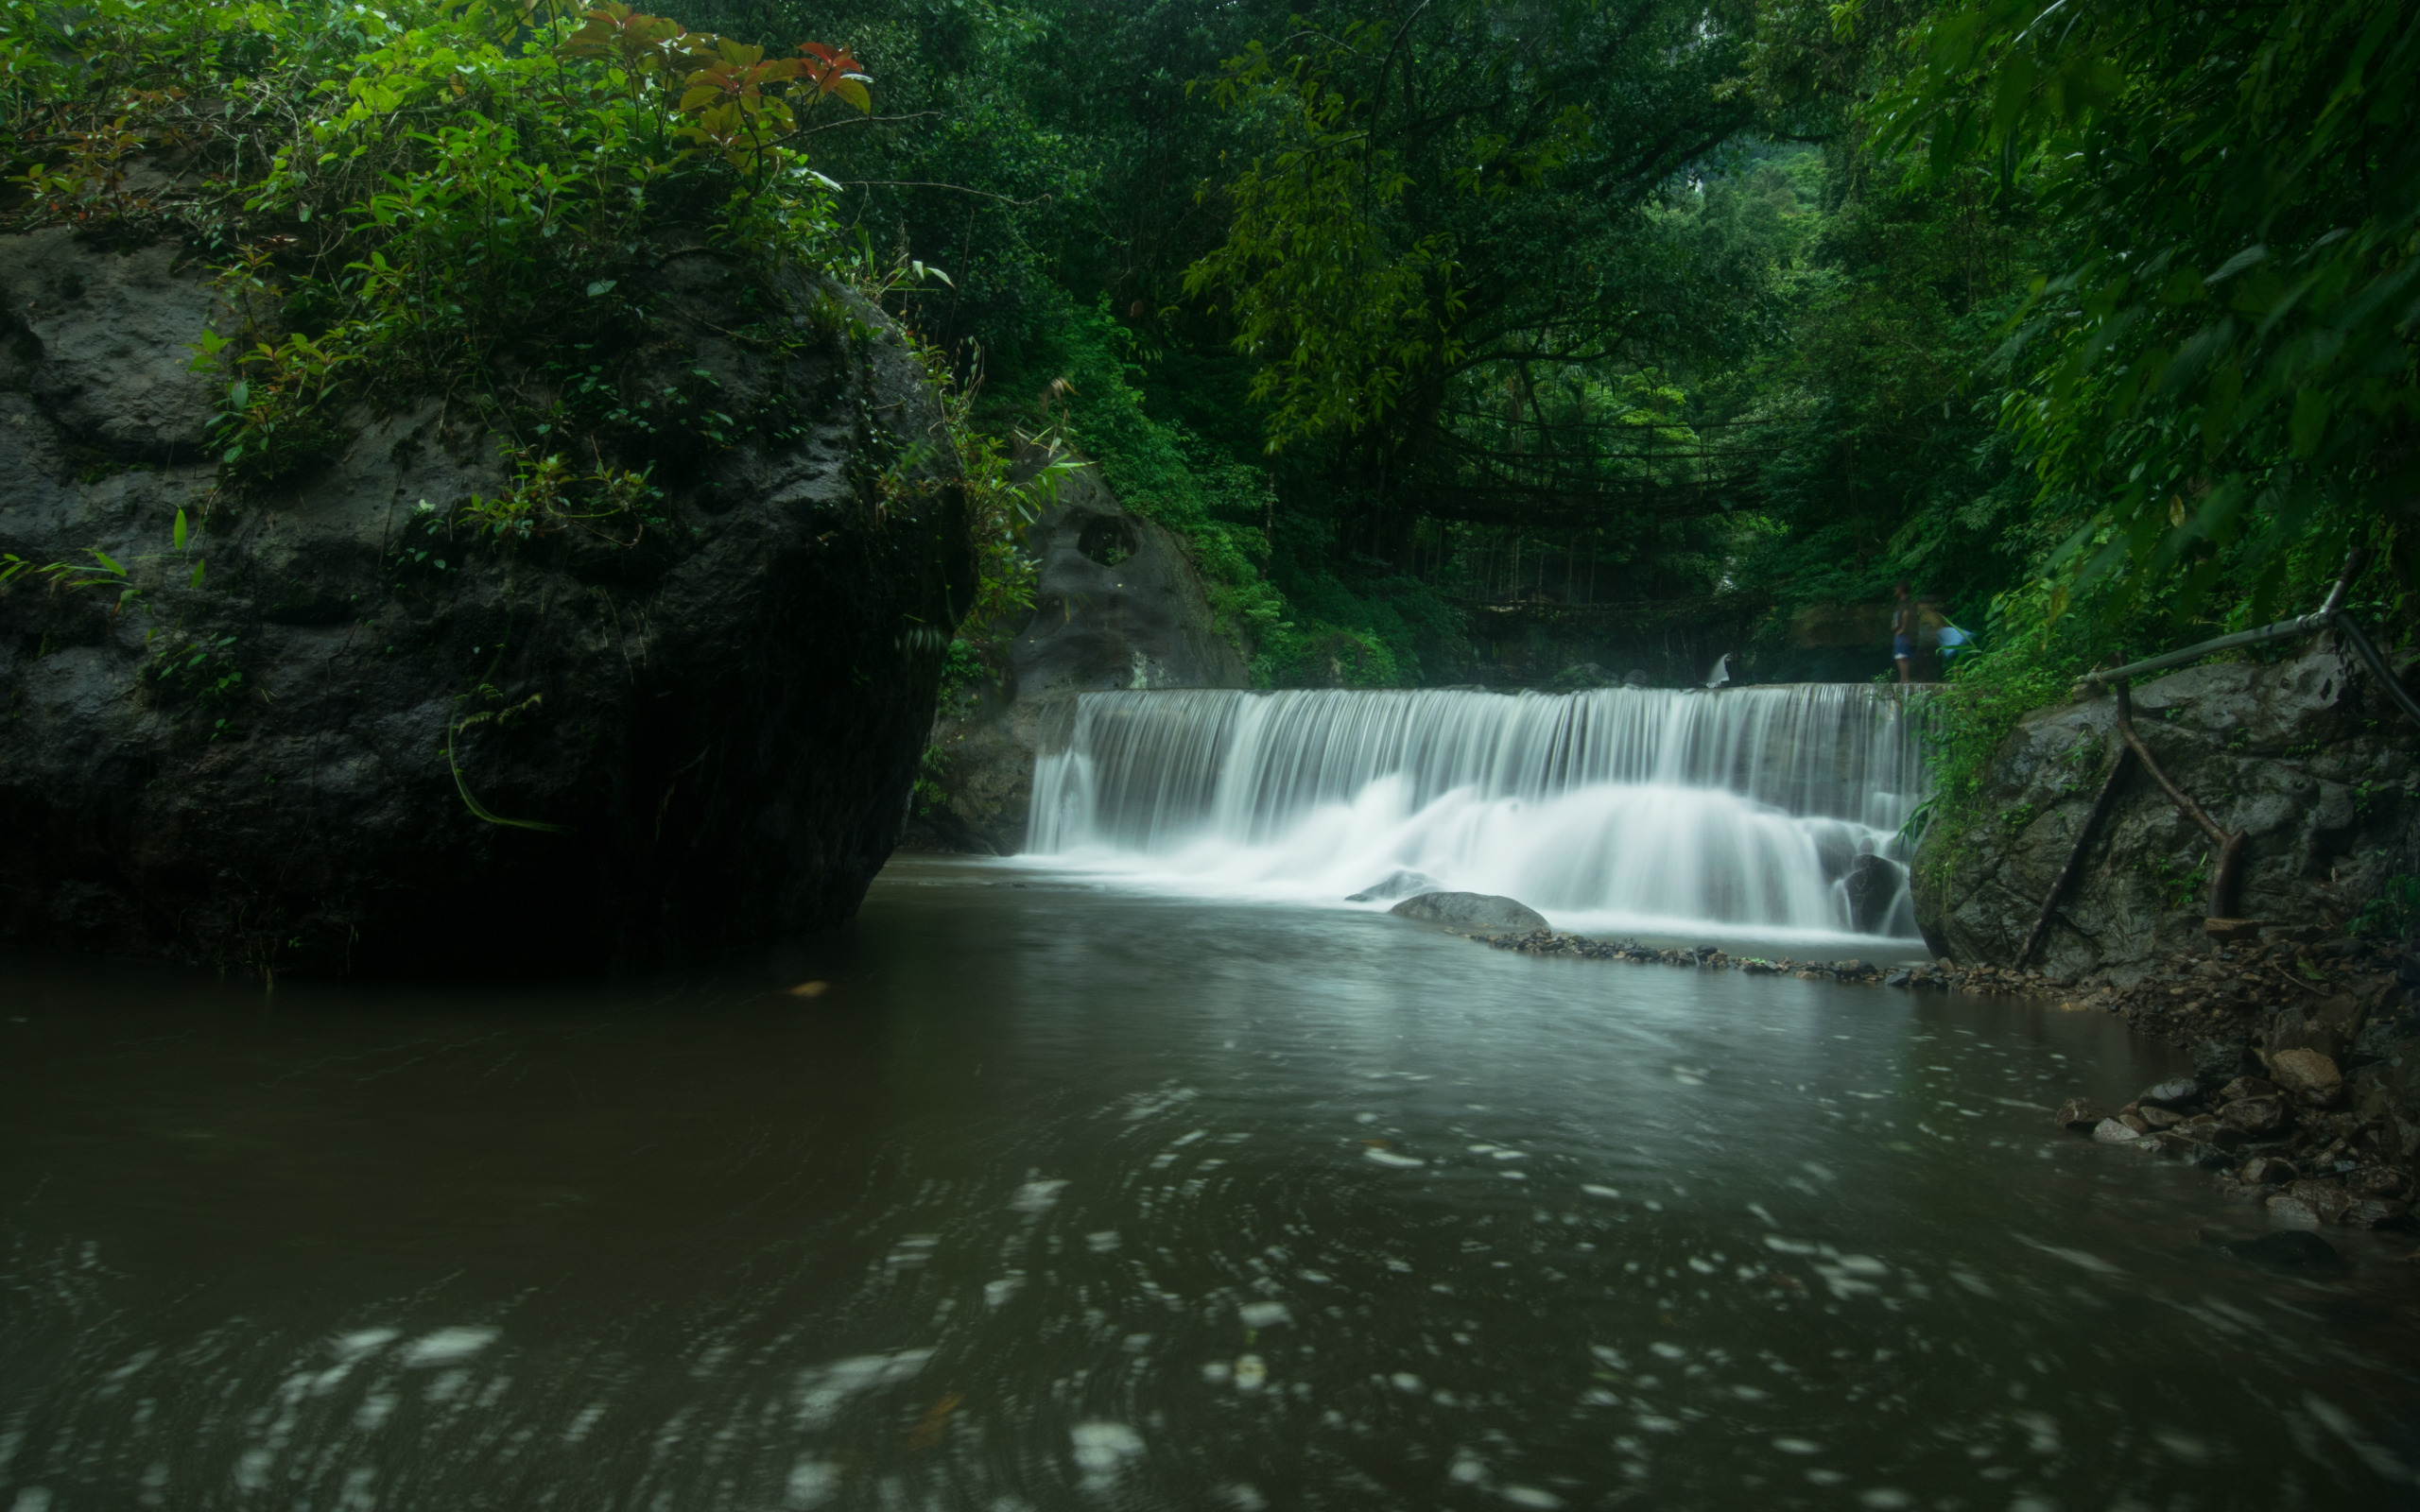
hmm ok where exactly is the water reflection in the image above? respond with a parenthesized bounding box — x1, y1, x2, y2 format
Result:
(1, 856, 2414, 1509)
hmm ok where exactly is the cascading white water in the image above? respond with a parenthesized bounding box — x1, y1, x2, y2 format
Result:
(1025, 685, 1928, 943)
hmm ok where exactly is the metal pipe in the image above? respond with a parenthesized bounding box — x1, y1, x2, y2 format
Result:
(2331, 610, 2420, 728)
(2078, 556, 2361, 689)
(2077, 608, 2335, 687)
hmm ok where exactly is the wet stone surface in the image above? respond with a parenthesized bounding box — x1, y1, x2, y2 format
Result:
(2, 857, 2416, 1510)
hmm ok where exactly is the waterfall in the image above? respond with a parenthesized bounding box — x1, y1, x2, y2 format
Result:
(1025, 686, 1928, 943)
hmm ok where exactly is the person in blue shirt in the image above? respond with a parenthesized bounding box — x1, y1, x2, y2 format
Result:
(1891, 582, 1916, 683)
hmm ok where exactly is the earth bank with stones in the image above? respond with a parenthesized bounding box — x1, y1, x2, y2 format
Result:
(1901, 634, 2420, 1241)
(0, 230, 973, 976)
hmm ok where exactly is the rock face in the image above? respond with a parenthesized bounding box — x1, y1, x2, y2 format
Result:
(907, 461, 1249, 852)
(1388, 892, 1550, 935)
(0, 231, 973, 975)
(1841, 852, 1905, 935)
(1913, 636, 2418, 985)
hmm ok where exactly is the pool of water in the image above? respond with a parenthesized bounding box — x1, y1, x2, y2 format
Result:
(3, 856, 2415, 1509)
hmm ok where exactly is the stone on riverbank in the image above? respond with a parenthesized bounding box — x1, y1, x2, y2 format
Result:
(1391, 892, 1550, 935)
(2267, 1048, 2344, 1108)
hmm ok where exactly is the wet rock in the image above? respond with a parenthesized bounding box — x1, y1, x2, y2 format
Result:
(2267, 1048, 2343, 1108)
(2139, 1107, 2186, 1131)
(2118, 1112, 2153, 1136)
(2215, 1229, 2343, 1269)
(0, 236, 975, 974)
(2342, 1199, 2413, 1230)
(2091, 1118, 2144, 1145)
(1842, 853, 1905, 935)
(2137, 1077, 2202, 1110)
(1884, 968, 1912, 988)
(2238, 1156, 2299, 1186)
(2187, 1142, 2242, 1172)
(2053, 1098, 2105, 1131)
(1388, 892, 1550, 936)
(2348, 1167, 2413, 1201)
(2266, 1192, 2325, 1229)
(2285, 1179, 2354, 1224)
(2193, 1039, 2257, 1088)
(2147, 1130, 2207, 1161)
(2264, 1008, 2343, 1063)
(1346, 870, 1443, 903)
(2217, 1075, 2278, 1103)
(2220, 1096, 2287, 1135)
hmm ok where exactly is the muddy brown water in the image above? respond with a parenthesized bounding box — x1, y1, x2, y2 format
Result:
(3, 856, 2416, 1510)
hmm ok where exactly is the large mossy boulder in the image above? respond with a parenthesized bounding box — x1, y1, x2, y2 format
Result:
(906, 460, 1250, 853)
(0, 230, 973, 976)
(1912, 637, 2417, 984)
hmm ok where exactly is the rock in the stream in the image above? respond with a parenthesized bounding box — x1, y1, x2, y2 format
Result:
(2217, 1075, 2278, 1103)
(2212, 1229, 2343, 1269)
(2343, 1199, 2413, 1230)
(2266, 1192, 2325, 1229)
(1347, 870, 1444, 903)
(2091, 1117, 2144, 1144)
(2285, 1179, 2355, 1225)
(2239, 1156, 2300, 1186)
(1390, 892, 1550, 935)
(1841, 853, 1904, 935)
(2137, 1077, 2202, 1109)
(2053, 1098, 2105, 1131)
(0, 232, 975, 975)
(2267, 1048, 2343, 1108)
(2139, 1107, 2186, 1131)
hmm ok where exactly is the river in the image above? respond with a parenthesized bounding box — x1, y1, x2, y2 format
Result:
(5, 857, 2416, 1510)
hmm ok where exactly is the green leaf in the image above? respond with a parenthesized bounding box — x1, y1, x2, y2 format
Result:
(173, 509, 187, 552)
(190, 558, 206, 589)
(2290, 387, 2329, 458)
(585, 280, 617, 298)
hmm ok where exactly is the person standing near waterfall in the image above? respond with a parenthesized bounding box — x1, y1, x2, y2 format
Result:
(1890, 581, 1916, 684)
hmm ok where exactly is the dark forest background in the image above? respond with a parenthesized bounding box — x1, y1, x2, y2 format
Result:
(666, 0, 2411, 704)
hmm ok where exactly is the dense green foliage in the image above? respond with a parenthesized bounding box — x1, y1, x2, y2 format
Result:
(9, 0, 2413, 723)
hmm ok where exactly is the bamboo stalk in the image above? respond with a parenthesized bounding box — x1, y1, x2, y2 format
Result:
(2112, 682, 2245, 919)
(2016, 743, 2134, 968)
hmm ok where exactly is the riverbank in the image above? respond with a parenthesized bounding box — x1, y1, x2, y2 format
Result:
(1467, 921, 2418, 1243)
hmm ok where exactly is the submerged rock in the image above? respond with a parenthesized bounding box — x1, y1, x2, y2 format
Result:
(1347, 869, 1444, 903)
(2212, 1229, 2343, 1269)
(2053, 1098, 2105, 1131)
(0, 233, 974, 974)
(1389, 892, 1550, 935)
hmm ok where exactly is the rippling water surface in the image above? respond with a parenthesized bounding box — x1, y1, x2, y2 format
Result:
(4, 856, 2416, 1510)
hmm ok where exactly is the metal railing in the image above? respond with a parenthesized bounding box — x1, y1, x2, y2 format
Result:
(2077, 556, 2420, 728)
